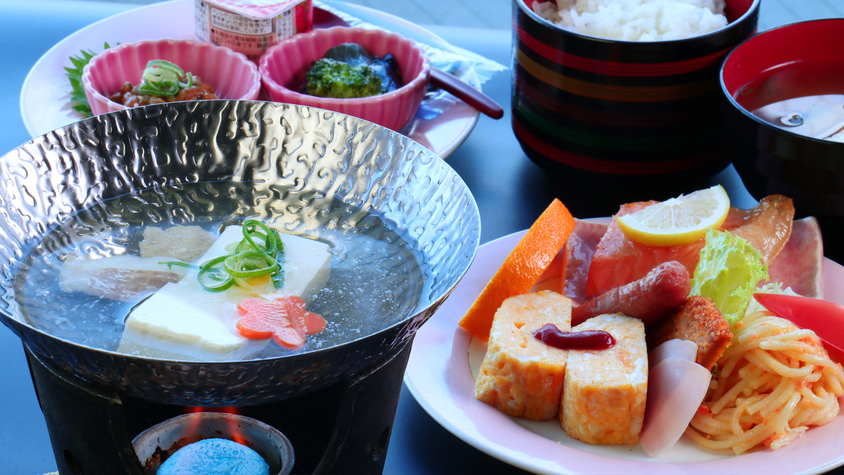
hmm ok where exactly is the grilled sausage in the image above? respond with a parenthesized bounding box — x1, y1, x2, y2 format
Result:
(571, 260, 690, 326)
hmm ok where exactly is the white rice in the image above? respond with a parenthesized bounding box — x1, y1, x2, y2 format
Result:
(532, 0, 728, 41)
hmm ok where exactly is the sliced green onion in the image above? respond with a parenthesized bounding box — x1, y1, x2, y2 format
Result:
(197, 255, 234, 292)
(159, 261, 200, 270)
(224, 250, 279, 279)
(147, 60, 185, 77)
(164, 219, 286, 293)
(240, 221, 277, 253)
(139, 59, 193, 97)
(182, 72, 194, 89)
(272, 241, 285, 290)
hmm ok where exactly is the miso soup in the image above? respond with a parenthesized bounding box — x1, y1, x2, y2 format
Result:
(750, 94, 844, 142)
(14, 181, 424, 360)
(734, 58, 844, 142)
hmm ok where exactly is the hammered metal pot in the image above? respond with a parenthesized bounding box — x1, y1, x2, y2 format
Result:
(0, 100, 480, 406)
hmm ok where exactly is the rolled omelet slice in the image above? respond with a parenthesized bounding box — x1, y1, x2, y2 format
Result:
(560, 314, 647, 445)
(474, 290, 571, 421)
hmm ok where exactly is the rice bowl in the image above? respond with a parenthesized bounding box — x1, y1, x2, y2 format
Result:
(511, 0, 759, 183)
(533, 0, 728, 41)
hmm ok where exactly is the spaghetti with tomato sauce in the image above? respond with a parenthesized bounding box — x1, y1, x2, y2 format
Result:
(685, 308, 844, 454)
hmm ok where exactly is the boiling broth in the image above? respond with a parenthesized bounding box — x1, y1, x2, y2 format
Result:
(14, 181, 424, 360)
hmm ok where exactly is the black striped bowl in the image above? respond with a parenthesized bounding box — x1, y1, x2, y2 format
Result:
(512, 0, 759, 183)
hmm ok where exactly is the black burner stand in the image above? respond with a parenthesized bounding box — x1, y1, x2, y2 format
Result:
(25, 339, 413, 475)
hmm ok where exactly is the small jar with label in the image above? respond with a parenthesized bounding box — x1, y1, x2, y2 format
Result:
(195, 0, 314, 62)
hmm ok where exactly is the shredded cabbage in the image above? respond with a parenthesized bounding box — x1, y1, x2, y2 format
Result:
(743, 281, 802, 316)
(690, 229, 769, 324)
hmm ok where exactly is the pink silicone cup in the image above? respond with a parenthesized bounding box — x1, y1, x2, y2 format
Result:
(258, 27, 431, 131)
(82, 39, 262, 116)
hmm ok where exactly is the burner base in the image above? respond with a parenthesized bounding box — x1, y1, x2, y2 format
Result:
(26, 338, 412, 475)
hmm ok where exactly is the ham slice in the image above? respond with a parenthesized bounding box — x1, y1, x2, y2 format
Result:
(562, 220, 608, 304)
(586, 200, 703, 299)
(767, 217, 823, 299)
(640, 339, 711, 457)
(586, 196, 795, 298)
(563, 205, 822, 305)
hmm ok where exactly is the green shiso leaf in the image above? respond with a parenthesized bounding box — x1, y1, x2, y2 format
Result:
(65, 42, 116, 118)
(690, 229, 769, 325)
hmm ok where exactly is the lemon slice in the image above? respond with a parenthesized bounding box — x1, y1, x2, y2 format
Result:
(617, 185, 730, 247)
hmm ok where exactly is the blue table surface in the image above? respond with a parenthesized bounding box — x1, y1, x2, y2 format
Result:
(0, 1, 842, 474)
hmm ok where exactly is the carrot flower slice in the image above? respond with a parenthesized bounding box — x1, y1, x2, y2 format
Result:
(286, 296, 328, 334)
(236, 297, 325, 349)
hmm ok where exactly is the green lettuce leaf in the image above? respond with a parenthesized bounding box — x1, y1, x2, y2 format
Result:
(690, 229, 769, 324)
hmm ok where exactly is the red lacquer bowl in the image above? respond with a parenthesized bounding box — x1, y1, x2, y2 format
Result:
(720, 19, 844, 261)
(721, 18, 844, 217)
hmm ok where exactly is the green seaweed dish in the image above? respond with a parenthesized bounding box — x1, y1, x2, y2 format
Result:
(304, 43, 401, 99)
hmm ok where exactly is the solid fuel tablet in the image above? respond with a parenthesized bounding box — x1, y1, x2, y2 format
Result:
(157, 438, 270, 475)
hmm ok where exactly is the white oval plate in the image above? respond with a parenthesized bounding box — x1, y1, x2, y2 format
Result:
(19, 0, 479, 158)
(405, 228, 844, 475)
